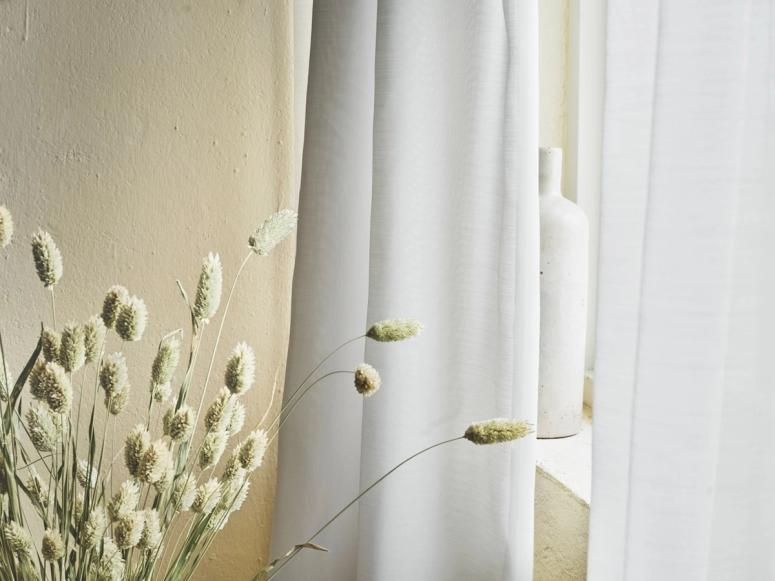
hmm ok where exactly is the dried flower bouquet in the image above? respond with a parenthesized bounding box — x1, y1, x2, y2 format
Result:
(0, 205, 530, 581)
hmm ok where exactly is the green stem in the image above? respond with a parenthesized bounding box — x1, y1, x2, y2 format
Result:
(50, 287, 57, 329)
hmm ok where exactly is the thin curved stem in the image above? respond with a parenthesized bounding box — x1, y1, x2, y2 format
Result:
(263, 436, 465, 580)
(268, 371, 351, 442)
(266, 335, 364, 435)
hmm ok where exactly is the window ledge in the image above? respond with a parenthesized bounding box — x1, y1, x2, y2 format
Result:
(534, 405, 592, 581)
(536, 404, 592, 504)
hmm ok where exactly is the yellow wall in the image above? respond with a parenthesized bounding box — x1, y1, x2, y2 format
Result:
(0, 1, 296, 577)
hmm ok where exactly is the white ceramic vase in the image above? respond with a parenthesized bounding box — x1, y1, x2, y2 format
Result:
(537, 147, 589, 438)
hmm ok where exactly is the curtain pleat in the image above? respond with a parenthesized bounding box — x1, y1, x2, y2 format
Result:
(272, 2, 539, 580)
(589, 1, 775, 579)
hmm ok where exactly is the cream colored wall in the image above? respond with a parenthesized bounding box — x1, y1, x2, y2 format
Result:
(0, 1, 295, 578)
(539, 0, 570, 170)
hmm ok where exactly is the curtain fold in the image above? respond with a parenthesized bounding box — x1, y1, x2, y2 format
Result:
(272, 1, 539, 580)
(589, 1, 775, 579)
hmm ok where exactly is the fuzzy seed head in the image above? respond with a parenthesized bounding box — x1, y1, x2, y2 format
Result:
(59, 322, 86, 372)
(105, 387, 129, 415)
(366, 318, 423, 342)
(0, 206, 14, 248)
(40, 327, 61, 363)
(77, 459, 98, 488)
(100, 353, 128, 397)
(4, 521, 32, 557)
(221, 450, 243, 482)
(192, 479, 221, 514)
(151, 381, 172, 403)
(124, 425, 150, 478)
(227, 399, 246, 437)
(163, 405, 194, 442)
(463, 418, 533, 445)
(205, 387, 233, 432)
(84, 315, 106, 364)
(31, 360, 72, 414)
(26, 404, 60, 452)
(224, 342, 255, 395)
(199, 430, 228, 469)
(80, 507, 107, 548)
(172, 476, 197, 512)
(42, 529, 65, 561)
(108, 481, 140, 522)
(113, 511, 144, 549)
(26, 468, 48, 510)
(151, 336, 180, 386)
(138, 440, 172, 485)
(192, 253, 223, 324)
(153, 466, 174, 493)
(31, 230, 63, 288)
(101, 286, 129, 329)
(354, 363, 381, 396)
(92, 537, 125, 581)
(238, 429, 268, 472)
(248, 209, 298, 256)
(115, 295, 147, 342)
(138, 510, 162, 551)
(73, 493, 85, 523)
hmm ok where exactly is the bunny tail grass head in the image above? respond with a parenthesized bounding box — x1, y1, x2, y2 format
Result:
(238, 429, 268, 472)
(108, 480, 141, 522)
(101, 285, 129, 329)
(0, 206, 13, 248)
(4, 521, 32, 557)
(115, 295, 148, 342)
(354, 363, 381, 396)
(124, 425, 150, 478)
(366, 318, 423, 342)
(172, 476, 197, 512)
(40, 327, 61, 363)
(192, 479, 222, 514)
(248, 208, 298, 256)
(26, 404, 60, 453)
(192, 252, 223, 325)
(41, 529, 65, 561)
(138, 509, 162, 551)
(224, 341, 255, 395)
(31, 360, 72, 414)
(463, 419, 533, 445)
(151, 334, 180, 387)
(114, 511, 144, 549)
(163, 405, 194, 442)
(80, 507, 107, 548)
(138, 440, 172, 485)
(100, 352, 129, 398)
(59, 321, 86, 372)
(84, 315, 106, 364)
(198, 430, 228, 469)
(31, 230, 63, 288)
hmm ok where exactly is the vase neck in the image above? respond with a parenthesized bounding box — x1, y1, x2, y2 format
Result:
(539, 147, 563, 196)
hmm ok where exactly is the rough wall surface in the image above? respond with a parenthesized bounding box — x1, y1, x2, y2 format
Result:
(0, 1, 295, 578)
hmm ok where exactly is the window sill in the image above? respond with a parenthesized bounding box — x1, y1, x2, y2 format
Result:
(534, 405, 591, 580)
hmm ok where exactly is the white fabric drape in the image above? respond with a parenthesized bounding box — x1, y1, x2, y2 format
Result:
(589, 1, 775, 580)
(272, 2, 539, 580)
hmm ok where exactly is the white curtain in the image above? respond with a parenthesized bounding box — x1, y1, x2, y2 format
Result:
(589, 1, 775, 580)
(272, 2, 539, 580)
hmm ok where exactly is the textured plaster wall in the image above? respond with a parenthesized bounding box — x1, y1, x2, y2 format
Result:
(534, 468, 589, 581)
(0, 1, 295, 578)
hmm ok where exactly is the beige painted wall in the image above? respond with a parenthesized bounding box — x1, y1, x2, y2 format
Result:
(0, 1, 295, 578)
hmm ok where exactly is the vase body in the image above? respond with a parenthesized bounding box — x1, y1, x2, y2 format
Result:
(537, 147, 589, 438)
